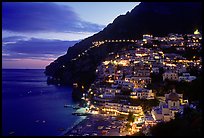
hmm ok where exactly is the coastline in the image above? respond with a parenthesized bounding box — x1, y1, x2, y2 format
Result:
(63, 115, 91, 136)
(63, 114, 125, 136)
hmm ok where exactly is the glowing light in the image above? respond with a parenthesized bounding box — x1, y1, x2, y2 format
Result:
(103, 61, 110, 65)
(154, 56, 160, 59)
(118, 60, 129, 66)
(194, 29, 200, 35)
(73, 83, 78, 87)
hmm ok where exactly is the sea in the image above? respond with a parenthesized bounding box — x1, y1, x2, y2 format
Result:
(2, 69, 86, 136)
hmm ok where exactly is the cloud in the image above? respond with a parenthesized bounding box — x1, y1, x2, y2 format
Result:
(2, 30, 96, 41)
(2, 37, 79, 60)
(2, 2, 105, 33)
(2, 58, 54, 69)
(2, 36, 28, 42)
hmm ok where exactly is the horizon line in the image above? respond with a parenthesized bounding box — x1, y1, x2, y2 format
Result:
(2, 68, 45, 70)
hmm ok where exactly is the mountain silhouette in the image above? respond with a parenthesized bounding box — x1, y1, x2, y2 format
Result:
(45, 2, 202, 87)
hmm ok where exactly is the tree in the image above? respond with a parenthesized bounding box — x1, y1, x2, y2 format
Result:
(127, 112, 135, 123)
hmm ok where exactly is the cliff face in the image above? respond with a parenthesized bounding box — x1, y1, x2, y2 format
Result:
(45, 2, 202, 87)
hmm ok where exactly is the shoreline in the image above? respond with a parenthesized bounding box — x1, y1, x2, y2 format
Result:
(63, 114, 125, 136)
(63, 115, 91, 136)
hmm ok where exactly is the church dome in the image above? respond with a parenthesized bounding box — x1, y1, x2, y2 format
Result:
(168, 92, 179, 101)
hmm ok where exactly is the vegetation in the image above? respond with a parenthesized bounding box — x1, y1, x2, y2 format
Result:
(150, 68, 164, 83)
(154, 75, 202, 102)
(149, 71, 202, 107)
(72, 86, 84, 101)
(127, 112, 135, 123)
(182, 47, 201, 60)
(121, 88, 132, 95)
(129, 99, 160, 113)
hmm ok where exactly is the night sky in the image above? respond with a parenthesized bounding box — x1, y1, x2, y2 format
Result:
(2, 2, 140, 69)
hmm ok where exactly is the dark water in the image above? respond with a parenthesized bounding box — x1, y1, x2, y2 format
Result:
(2, 69, 85, 136)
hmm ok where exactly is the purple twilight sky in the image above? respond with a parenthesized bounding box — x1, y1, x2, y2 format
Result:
(2, 2, 140, 69)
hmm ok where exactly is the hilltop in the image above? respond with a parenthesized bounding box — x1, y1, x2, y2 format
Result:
(45, 2, 202, 88)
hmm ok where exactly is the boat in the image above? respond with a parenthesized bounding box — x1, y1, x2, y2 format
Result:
(73, 105, 80, 109)
(64, 104, 72, 108)
(72, 112, 77, 115)
(9, 131, 15, 135)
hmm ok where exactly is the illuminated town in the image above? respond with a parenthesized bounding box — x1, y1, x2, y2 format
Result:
(3, 2, 202, 136)
(66, 30, 202, 136)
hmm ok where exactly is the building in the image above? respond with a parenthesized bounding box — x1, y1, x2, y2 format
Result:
(105, 88, 121, 94)
(131, 88, 155, 99)
(151, 89, 188, 122)
(152, 67, 160, 74)
(144, 113, 157, 127)
(179, 73, 197, 82)
(162, 72, 179, 81)
(102, 102, 144, 116)
(114, 80, 135, 90)
(103, 91, 115, 99)
(131, 76, 152, 85)
(134, 70, 151, 77)
(143, 34, 153, 42)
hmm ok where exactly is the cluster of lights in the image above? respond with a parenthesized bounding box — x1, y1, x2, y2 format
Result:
(72, 30, 201, 62)
(92, 39, 137, 47)
(76, 31, 202, 135)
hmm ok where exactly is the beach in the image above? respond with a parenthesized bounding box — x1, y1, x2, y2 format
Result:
(64, 114, 125, 136)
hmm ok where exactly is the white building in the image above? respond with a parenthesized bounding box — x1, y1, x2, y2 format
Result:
(114, 79, 134, 89)
(122, 82, 135, 89)
(143, 34, 153, 42)
(105, 88, 121, 94)
(103, 102, 144, 115)
(134, 70, 151, 77)
(131, 76, 152, 84)
(152, 67, 160, 74)
(98, 88, 121, 99)
(179, 73, 196, 82)
(103, 92, 115, 99)
(151, 89, 188, 122)
(131, 88, 155, 99)
(162, 72, 179, 81)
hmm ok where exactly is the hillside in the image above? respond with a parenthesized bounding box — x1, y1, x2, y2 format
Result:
(44, 2, 202, 88)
